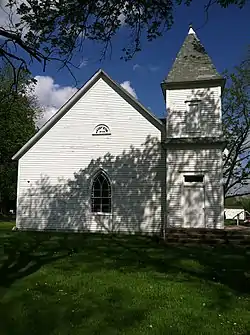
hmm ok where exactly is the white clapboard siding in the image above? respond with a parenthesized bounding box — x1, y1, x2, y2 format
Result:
(166, 87, 222, 138)
(166, 148, 224, 229)
(17, 78, 164, 234)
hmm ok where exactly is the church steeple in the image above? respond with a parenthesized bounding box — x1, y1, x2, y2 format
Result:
(162, 27, 225, 231)
(163, 26, 223, 85)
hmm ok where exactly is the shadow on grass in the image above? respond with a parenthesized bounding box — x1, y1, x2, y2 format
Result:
(0, 283, 146, 335)
(79, 235, 250, 298)
(1, 231, 250, 308)
(0, 231, 150, 334)
(0, 232, 75, 288)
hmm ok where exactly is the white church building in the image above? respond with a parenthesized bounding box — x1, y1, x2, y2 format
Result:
(13, 28, 226, 233)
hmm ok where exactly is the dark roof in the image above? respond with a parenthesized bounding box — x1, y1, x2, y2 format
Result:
(164, 29, 223, 84)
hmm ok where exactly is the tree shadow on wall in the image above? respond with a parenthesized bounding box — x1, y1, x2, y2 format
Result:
(17, 86, 225, 233)
(166, 86, 224, 228)
(18, 135, 166, 234)
(0, 84, 240, 335)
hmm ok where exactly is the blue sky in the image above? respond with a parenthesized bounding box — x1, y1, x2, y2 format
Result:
(30, 0, 250, 121)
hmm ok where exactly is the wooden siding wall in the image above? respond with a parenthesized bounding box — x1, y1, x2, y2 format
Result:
(17, 78, 164, 234)
(166, 86, 222, 138)
(166, 148, 224, 229)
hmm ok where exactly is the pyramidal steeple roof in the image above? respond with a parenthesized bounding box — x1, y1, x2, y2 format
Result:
(164, 27, 223, 84)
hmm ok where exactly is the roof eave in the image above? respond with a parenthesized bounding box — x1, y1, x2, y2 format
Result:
(163, 137, 227, 149)
(12, 69, 104, 161)
(161, 77, 226, 91)
(12, 69, 163, 161)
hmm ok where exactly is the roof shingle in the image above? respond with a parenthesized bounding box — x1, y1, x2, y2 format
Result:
(164, 28, 223, 84)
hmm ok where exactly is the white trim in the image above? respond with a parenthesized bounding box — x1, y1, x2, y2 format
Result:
(181, 171, 206, 228)
(218, 86, 223, 135)
(182, 172, 205, 185)
(165, 89, 169, 137)
(93, 213, 112, 216)
(183, 174, 204, 186)
(185, 100, 201, 134)
(92, 124, 111, 135)
(15, 160, 21, 228)
(220, 149, 224, 228)
(204, 173, 208, 228)
(90, 169, 112, 214)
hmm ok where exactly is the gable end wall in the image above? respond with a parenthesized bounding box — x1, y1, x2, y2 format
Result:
(16, 78, 165, 234)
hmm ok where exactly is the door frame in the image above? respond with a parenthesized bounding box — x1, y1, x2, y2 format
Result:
(181, 172, 206, 228)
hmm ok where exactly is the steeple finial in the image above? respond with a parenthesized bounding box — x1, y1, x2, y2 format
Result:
(188, 23, 196, 35)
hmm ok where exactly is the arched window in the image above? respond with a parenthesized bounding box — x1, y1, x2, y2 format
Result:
(91, 171, 111, 213)
(93, 124, 111, 135)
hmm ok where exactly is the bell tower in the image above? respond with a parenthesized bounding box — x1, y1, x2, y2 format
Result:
(162, 27, 226, 229)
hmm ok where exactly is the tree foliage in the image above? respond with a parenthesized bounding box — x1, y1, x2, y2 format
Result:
(0, 66, 40, 214)
(223, 57, 250, 197)
(0, 0, 247, 80)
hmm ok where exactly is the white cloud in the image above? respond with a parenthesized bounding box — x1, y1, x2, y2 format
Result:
(79, 58, 88, 68)
(118, 12, 126, 25)
(33, 76, 77, 127)
(148, 65, 160, 72)
(36, 107, 57, 129)
(32, 76, 137, 128)
(0, 0, 20, 28)
(120, 80, 137, 99)
(133, 64, 141, 71)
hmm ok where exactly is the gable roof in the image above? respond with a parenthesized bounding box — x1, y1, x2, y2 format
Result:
(13, 69, 163, 160)
(163, 27, 223, 85)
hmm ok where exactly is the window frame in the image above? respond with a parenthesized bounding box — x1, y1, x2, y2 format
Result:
(184, 175, 204, 183)
(185, 99, 201, 133)
(183, 174, 205, 187)
(92, 124, 111, 136)
(91, 170, 112, 215)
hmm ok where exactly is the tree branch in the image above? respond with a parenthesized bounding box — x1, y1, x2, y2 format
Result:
(0, 29, 43, 62)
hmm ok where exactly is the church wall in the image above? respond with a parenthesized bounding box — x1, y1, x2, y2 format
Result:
(166, 147, 224, 229)
(16, 78, 165, 234)
(166, 86, 222, 138)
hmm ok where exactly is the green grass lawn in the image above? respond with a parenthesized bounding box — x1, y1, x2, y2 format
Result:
(0, 221, 15, 230)
(1, 224, 250, 334)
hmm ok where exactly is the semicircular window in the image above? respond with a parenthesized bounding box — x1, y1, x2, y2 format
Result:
(91, 171, 111, 213)
(93, 124, 111, 135)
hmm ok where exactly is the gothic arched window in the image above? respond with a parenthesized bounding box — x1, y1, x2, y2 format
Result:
(91, 171, 111, 213)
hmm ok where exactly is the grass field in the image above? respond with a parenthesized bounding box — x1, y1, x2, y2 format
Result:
(1, 222, 250, 334)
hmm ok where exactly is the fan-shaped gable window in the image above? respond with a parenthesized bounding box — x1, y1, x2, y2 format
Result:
(93, 124, 111, 135)
(91, 171, 111, 213)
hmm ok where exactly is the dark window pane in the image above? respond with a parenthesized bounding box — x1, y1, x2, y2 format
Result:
(102, 197, 111, 205)
(184, 175, 204, 183)
(102, 179, 109, 188)
(102, 204, 111, 213)
(94, 197, 101, 205)
(93, 179, 101, 187)
(92, 203, 101, 212)
(102, 189, 110, 198)
(91, 171, 111, 213)
(93, 189, 101, 197)
(99, 174, 105, 185)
